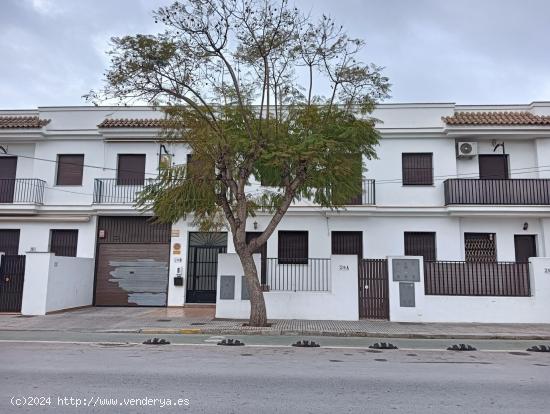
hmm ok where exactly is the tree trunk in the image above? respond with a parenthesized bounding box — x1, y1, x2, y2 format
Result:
(237, 251, 268, 327)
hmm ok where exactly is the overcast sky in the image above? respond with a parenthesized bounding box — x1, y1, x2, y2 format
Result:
(1, 0, 549, 109)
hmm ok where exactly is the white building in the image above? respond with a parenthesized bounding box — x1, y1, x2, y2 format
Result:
(1, 103, 549, 322)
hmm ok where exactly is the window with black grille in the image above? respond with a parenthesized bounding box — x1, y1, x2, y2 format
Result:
(404, 232, 436, 261)
(56, 155, 84, 186)
(278, 231, 308, 264)
(402, 153, 433, 185)
(50, 229, 78, 257)
(117, 154, 146, 185)
(464, 233, 496, 262)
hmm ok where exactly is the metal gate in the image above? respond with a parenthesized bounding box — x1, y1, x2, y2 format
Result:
(359, 259, 389, 319)
(186, 232, 227, 303)
(0, 255, 26, 312)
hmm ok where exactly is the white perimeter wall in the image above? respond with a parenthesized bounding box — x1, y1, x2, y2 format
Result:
(21, 252, 95, 315)
(215, 254, 358, 320)
(389, 256, 550, 323)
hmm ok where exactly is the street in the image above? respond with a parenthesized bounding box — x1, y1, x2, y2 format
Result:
(1, 339, 549, 413)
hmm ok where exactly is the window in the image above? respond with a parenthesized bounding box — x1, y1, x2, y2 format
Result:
(464, 233, 496, 262)
(117, 154, 146, 185)
(479, 154, 509, 179)
(402, 153, 433, 185)
(404, 232, 436, 261)
(50, 229, 78, 257)
(278, 231, 308, 264)
(56, 155, 84, 186)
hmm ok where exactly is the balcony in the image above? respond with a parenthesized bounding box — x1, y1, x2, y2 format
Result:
(93, 178, 152, 204)
(424, 261, 530, 296)
(0, 179, 45, 204)
(347, 179, 376, 205)
(444, 178, 550, 205)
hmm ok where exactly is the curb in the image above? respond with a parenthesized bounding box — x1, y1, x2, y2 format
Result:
(137, 327, 550, 341)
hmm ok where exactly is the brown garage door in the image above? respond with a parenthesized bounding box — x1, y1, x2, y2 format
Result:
(95, 243, 169, 306)
(94, 216, 171, 307)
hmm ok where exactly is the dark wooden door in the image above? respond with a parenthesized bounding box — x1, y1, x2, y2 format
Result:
(95, 244, 169, 306)
(359, 259, 389, 319)
(514, 235, 537, 263)
(186, 232, 227, 303)
(0, 255, 26, 312)
(246, 232, 267, 285)
(0, 230, 20, 255)
(479, 154, 509, 179)
(94, 216, 171, 306)
(0, 157, 17, 203)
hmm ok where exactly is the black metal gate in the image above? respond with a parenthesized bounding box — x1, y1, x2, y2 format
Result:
(186, 232, 227, 303)
(359, 259, 389, 319)
(0, 255, 26, 312)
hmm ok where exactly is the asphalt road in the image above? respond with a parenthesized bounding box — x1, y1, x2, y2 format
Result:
(0, 340, 549, 413)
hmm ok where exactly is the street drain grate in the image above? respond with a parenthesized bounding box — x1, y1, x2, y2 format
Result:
(217, 339, 244, 346)
(191, 322, 206, 326)
(143, 338, 170, 345)
(447, 344, 477, 351)
(526, 345, 550, 352)
(369, 342, 398, 350)
(156, 319, 172, 322)
(292, 340, 320, 348)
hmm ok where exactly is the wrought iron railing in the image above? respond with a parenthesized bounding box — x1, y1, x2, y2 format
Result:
(266, 258, 331, 292)
(93, 178, 154, 204)
(424, 261, 530, 296)
(0, 179, 45, 204)
(347, 179, 376, 205)
(444, 178, 550, 205)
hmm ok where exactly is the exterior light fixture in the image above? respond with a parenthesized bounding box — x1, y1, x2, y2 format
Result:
(253, 221, 258, 230)
(523, 222, 529, 231)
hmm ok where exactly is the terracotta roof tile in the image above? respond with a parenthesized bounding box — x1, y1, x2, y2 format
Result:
(98, 118, 167, 128)
(443, 111, 550, 126)
(0, 116, 50, 129)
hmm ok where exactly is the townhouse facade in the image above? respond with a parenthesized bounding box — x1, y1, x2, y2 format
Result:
(0, 103, 549, 321)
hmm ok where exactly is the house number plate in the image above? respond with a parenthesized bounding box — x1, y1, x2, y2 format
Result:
(339, 265, 349, 271)
(545, 268, 550, 273)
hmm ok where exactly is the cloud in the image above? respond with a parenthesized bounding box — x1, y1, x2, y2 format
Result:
(0, 0, 548, 108)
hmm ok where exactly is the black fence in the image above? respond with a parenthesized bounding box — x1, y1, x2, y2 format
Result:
(266, 258, 331, 292)
(93, 178, 154, 204)
(424, 261, 530, 296)
(0, 179, 45, 204)
(347, 179, 376, 205)
(444, 178, 550, 205)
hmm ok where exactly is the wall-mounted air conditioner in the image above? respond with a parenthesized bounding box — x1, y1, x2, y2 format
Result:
(456, 142, 478, 158)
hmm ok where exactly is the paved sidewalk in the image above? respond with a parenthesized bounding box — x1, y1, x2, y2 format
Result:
(1, 307, 549, 340)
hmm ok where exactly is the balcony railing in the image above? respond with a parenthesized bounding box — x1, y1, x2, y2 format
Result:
(93, 178, 153, 204)
(424, 261, 530, 296)
(0, 179, 45, 204)
(347, 179, 375, 205)
(266, 258, 331, 292)
(444, 178, 550, 205)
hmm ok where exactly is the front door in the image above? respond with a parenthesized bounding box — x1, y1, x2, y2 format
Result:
(186, 232, 227, 303)
(0, 157, 17, 203)
(359, 259, 389, 319)
(514, 235, 537, 263)
(0, 255, 26, 312)
(479, 154, 509, 179)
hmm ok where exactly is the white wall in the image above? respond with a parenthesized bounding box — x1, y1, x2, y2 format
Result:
(389, 256, 550, 323)
(215, 254, 358, 320)
(0, 218, 97, 257)
(21, 252, 95, 315)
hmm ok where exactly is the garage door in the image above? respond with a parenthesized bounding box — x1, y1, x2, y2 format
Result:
(94, 216, 171, 307)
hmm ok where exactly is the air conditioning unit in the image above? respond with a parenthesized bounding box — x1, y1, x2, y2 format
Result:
(457, 142, 478, 158)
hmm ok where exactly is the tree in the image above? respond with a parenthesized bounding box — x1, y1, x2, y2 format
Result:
(87, 0, 390, 327)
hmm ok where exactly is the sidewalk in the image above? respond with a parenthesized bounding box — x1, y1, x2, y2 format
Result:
(1, 307, 549, 340)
